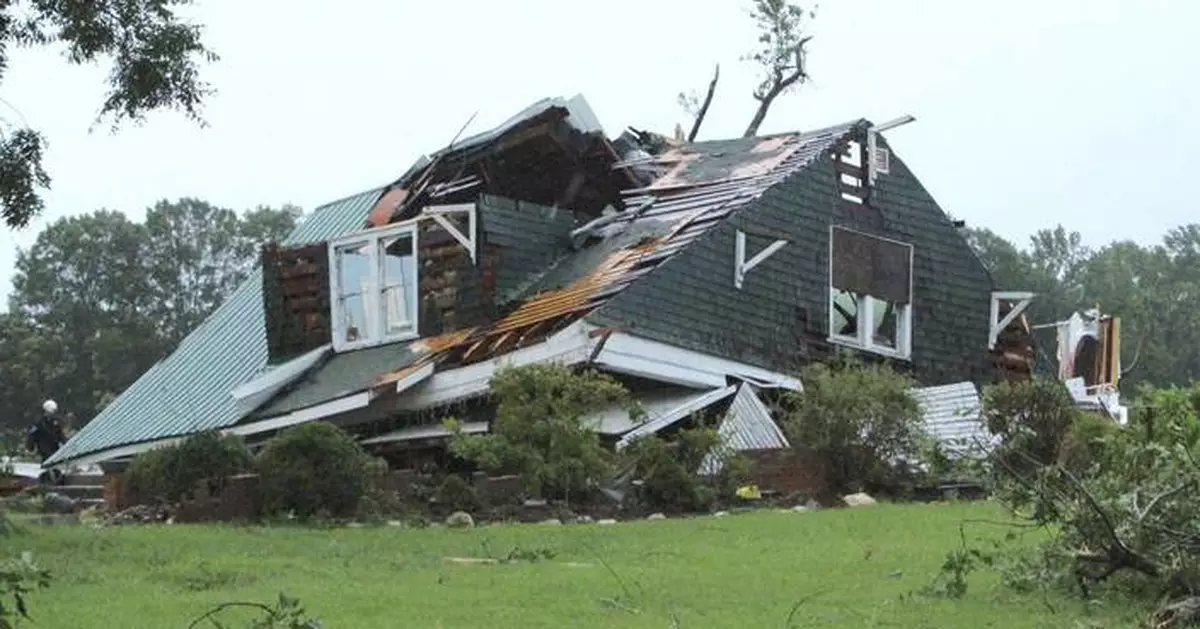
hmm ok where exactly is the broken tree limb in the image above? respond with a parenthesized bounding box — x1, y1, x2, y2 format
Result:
(743, 35, 812, 138)
(687, 64, 720, 143)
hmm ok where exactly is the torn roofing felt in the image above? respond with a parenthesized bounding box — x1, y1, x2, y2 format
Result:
(45, 187, 386, 466)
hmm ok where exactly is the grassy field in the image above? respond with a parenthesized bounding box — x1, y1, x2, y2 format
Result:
(9, 502, 1147, 629)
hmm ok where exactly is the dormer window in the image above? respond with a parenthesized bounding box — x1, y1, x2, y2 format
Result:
(330, 222, 419, 351)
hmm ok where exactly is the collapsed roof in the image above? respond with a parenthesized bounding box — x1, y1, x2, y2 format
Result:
(48, 94, 889, 467)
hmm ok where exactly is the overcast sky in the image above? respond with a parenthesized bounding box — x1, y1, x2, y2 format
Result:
(0, 0, 1195, 308)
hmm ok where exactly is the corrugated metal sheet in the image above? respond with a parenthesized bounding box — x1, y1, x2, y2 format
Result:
(910, 381, 992, 457)
(584, 386, 723, 436)
(615, 386, 738, 448)
(47, 188, 385, 465)
(699, 384, 790, 475)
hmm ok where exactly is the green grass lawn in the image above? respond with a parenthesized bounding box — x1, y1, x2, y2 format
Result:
(10, 502, 1147, 628)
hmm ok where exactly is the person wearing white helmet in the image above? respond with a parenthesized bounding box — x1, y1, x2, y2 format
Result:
(27, 399, 66, 464)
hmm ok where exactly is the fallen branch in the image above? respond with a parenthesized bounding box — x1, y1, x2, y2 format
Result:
(186, 602, 274, 629)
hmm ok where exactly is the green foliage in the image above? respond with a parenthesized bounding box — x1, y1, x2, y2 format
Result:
(776, 356, 925, 493)
(0, 552, 50, 629)
(983, 377, 1081, 467)
(433, 474, 480, 512)
(257, 422, 373, 519)
(972, 377, 1200, 620)
(1, 202, 299, 432)
(447, 364, 633, 499)
(623, 420, 750, 513)
(741, 0, 817, 136)
(126, 430, 253, 502)
(1, 0, 217, 229)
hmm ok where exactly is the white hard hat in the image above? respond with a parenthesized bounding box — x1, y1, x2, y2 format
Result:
(42, 400, 58, 414)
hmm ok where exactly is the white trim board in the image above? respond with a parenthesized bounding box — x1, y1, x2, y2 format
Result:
(360, 420, 489, 445)
(587, 326, 804, 391)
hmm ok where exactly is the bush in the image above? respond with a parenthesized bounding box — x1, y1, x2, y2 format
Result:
(624, 421, 749, 513)
(982, 376, 1081, 468)
(126, 430, 254, 502)
(257, 422, 373, 519)
(775, 355, 925, 494)
(447, 364, 633, 500)
(433, 474, 480, 512)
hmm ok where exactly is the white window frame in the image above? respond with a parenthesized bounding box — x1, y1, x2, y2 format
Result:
(329, 221, 420, 352)
(826, 226, 914, 360)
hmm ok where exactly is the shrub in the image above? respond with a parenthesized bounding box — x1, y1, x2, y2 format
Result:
(1056, 411, 1118, 475)
(982, 376, 1080, 468)
(447, 364, 634, 500)
(775, 355, 925, 494)
(257, 422, 373, 519)
(433, 474, 480, 512)
(624, 420, 749, 513)
(126, 430, 254, 502)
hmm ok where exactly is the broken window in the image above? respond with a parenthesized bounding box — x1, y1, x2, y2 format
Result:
(827, 226, 914, 359)
(330, 223, 420, 351)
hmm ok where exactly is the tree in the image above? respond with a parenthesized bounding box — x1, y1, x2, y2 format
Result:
(144, 199, 300, 345)
(8, 210, 159, 423)
(742, 0, 817, 137)
(964, 223, 1200, 392)
(959, 379, 1200, 628)
(1, 201, 299, 429)
(0, 0, 217, 230)
(675, 0, 816, 141)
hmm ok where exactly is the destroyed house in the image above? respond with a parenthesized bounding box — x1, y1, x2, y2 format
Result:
(46, 95, 1022, 470)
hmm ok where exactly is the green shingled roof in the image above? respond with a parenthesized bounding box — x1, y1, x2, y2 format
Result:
(47, 187, 385, 465)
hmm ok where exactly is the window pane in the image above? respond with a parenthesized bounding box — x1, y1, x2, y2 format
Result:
(336, 243, 370, 297)
(831, 289, 858, 337)
(340, 294, 367, 343)
(335, 243, 371, 344)
(380, 234, 416, 335)
(871, 299, 899, 348)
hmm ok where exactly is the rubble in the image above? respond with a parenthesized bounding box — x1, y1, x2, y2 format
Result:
(842, 493, 877, 507)
(445, 511, 475, 528)
(103, 503, 174, 526)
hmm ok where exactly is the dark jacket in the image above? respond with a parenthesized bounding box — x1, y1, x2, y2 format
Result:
(27, 412, 65, 461)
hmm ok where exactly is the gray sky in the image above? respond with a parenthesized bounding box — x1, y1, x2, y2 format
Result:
(0, 0, 1195, 308)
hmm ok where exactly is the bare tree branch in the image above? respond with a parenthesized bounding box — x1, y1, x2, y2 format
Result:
(686, 64, 720, 143)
